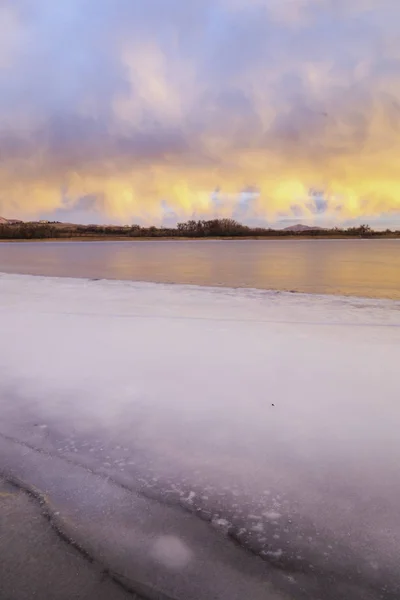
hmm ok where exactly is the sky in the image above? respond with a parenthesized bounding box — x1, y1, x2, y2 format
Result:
(1, 0, 400, 227)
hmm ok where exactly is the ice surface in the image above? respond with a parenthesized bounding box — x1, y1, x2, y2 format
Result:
(1, 272, 400, 599)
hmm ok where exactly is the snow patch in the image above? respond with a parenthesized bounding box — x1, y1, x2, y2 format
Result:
(151, 535, 193, 570)
(263, 511, 282, 521)
(211, 518, 232, 534)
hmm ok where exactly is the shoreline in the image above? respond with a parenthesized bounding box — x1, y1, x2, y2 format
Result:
(1, 270, 400, 307)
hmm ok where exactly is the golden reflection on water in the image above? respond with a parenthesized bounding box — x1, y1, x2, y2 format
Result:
(0, 240, 399, 300)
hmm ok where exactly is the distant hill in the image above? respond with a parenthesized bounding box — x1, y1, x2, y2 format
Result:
(0, 217, 23, 224)
(283, 224, 325, 232)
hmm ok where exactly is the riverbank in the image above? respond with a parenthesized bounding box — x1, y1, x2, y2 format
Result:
(1, 218, 399, 242)
(1, 234, 400, 242)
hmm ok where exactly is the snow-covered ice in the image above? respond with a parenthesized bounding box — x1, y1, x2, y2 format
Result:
(1, 272, 400, 599)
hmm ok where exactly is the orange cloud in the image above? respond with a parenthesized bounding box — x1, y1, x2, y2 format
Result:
(0, 0, 400, 225)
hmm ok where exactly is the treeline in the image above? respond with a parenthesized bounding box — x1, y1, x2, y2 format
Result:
(0, 223, 60, 239)
(0, 219, 398, 240)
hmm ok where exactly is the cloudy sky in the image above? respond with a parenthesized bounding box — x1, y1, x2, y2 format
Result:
(1, 0, 400, 226)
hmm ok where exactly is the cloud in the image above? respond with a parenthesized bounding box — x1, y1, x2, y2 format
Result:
(0, 0, 400, 224)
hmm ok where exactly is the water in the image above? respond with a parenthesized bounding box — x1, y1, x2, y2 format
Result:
(1, 239, 399, 299)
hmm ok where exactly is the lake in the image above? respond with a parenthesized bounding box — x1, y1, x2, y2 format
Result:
(0, 239, 399, 299)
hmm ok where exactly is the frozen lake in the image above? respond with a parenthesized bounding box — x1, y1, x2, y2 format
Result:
(1, 273, 400, 599)
(1, 238, 400, 299)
